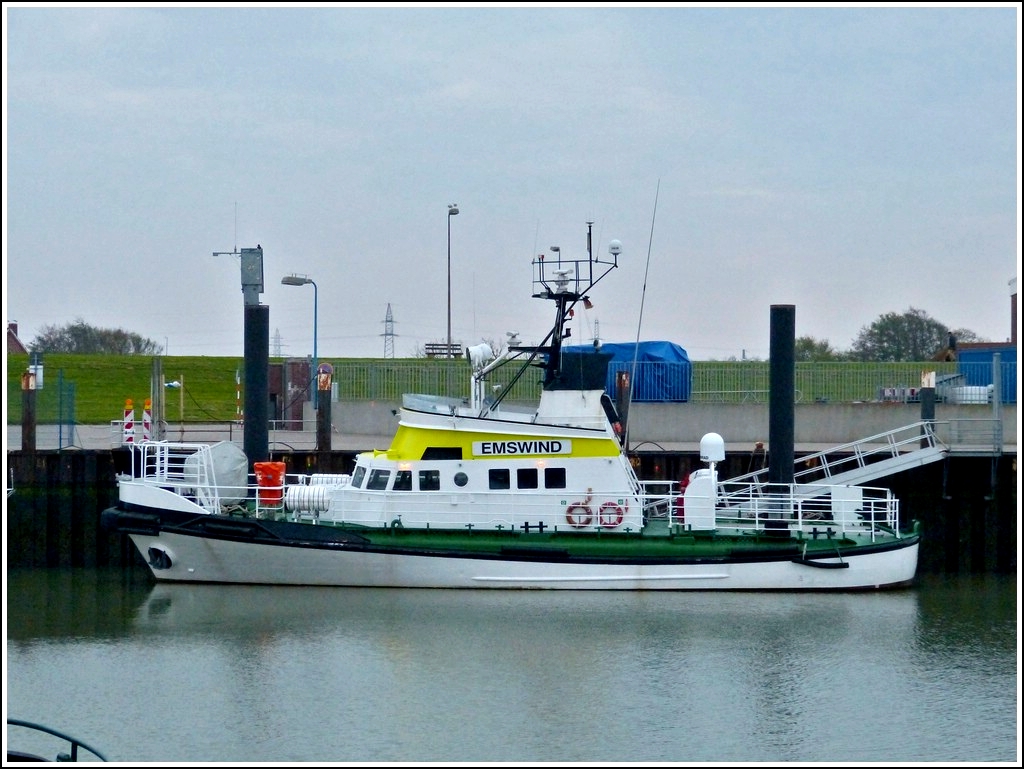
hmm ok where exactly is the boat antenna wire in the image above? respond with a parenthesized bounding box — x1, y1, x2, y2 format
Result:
(624, 179, 660, 452)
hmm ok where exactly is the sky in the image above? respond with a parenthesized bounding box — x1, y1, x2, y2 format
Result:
(3, 3, 1020, 363)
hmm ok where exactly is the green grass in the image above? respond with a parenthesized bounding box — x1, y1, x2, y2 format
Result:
(6, 354, 485, 425)
(8, 354, 248, 424)
(7, 353, 971, 425)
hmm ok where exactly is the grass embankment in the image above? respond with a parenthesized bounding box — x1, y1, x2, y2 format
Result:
(8, 353, 963, 425)
(6, 354, 475, 425)
(8, 354, 248, 424)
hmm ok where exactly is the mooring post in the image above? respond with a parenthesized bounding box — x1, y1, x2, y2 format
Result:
(20, 369, 36, 453)
(920, 370, 936, 449)
(316, 362, 334, 460)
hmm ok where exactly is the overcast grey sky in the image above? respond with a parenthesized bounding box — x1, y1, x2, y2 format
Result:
(4, 4, 1020, 362)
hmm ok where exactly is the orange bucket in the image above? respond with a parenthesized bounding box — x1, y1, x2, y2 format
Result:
(254, 461, 287, 506)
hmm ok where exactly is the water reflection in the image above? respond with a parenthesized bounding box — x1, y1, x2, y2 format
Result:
(5, 570, 1017, 763)
(6, 567, 153, 643)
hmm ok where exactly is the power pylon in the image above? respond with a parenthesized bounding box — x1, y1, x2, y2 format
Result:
(382, 303, 396, 359)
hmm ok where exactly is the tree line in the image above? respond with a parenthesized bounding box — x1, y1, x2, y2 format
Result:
(25, 307, 981, 362)
(792, 307, 979, 362)
(28, 318, 163, 355)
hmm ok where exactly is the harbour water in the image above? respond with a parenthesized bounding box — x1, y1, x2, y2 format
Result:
(4, 567, 1019, 764)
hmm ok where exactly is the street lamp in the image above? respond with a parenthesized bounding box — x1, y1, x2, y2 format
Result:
(447, 203, 459, 358)
(281, 273, 318, 407)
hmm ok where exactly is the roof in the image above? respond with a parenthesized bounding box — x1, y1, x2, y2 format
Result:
(7, 323, 28, 355)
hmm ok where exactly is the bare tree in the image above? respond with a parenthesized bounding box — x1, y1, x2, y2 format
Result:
(30, 318, 162, 354)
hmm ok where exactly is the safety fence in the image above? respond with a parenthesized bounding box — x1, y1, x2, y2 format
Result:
(9, 359, 1016, 435)
(325, 359, 1017, 405)
(11, 373, 77, 448)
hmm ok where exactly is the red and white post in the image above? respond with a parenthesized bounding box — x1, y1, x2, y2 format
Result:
(123, 399, 135, 444)
(143, 398, 152, 442)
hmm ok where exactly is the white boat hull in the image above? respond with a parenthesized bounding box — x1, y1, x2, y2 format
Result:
(103, 229, 924, 594)
(127, 530, 919, 591)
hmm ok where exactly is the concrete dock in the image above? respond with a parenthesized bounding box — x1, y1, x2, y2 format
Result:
(7, 401, 1015, 456)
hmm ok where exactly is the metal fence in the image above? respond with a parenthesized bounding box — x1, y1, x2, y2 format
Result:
(12, 373, 77, 446)
(323, 359, 1017, 405)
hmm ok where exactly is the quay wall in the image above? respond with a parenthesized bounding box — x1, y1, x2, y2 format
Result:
(7, 401, 1015, 454)
(627, 402, 1016, 451)
(331, 400, 1016, 453)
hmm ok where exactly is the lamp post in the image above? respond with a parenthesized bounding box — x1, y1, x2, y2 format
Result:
(281, 274, 318, 409)
(447, 203, 459, 358)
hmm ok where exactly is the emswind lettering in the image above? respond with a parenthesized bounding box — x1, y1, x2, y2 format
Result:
(473, 440, 571, 456)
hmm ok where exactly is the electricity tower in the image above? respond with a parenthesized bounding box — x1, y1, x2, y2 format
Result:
(382, 303, 396, 359)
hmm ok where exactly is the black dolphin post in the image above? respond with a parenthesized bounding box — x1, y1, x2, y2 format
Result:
(229, 245, 270, 469)
(768, 304, 796, 486)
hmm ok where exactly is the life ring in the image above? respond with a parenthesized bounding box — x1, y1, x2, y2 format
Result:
(566, 503, 593, 528)
(598, 501, 624, 528)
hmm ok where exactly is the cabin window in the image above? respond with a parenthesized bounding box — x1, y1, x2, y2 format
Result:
(393, 470, 412, 491)
(517, 468, 538, 489)
(422, 447, 463, 460)
(489, 468, 511, 490)
(350, 466, 366, 488)
(418, 469, 440, 491)
(367, 469, 391, 490)
(544, 467, 566, 489)
(453, 471, 469, 487)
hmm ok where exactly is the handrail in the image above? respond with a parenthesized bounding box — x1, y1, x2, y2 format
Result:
(723, 421, 950, 496)
(7, 717, 108, 762)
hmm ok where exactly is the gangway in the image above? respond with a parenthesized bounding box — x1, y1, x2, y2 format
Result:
(722, 421, 949, 496)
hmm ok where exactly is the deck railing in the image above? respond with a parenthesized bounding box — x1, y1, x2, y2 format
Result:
(6, 717, 108, 762)
(119, 447, 901, 542)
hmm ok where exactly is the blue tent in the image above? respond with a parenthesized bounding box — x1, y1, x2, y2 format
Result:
(957, 345, 1017, 404)
(562, 341, 692, 402)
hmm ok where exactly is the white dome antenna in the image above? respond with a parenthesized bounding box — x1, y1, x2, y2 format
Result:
(700, 432, 725, 464)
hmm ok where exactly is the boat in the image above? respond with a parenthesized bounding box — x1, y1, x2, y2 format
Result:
(101, 225, 920, 590)
(6, 717, 108, 762)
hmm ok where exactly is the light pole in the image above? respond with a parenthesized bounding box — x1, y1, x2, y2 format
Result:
(281, 274, 318, 408)
(447, 203, 459, 358)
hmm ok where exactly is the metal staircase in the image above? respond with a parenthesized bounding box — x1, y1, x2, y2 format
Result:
(724, 421, 949, 493)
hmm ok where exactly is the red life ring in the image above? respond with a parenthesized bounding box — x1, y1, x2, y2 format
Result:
(598, 501, 624, 528)
(566, 503, 593, 528)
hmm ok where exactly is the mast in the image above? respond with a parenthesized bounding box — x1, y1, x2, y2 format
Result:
(529, 222, 621, 387)
(474, 223, 621, 414)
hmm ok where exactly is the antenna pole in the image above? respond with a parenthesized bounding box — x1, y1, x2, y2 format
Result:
(624, 180, 660, 451)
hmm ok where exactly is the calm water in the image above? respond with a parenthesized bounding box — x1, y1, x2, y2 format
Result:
(4, 568, 1019, 764)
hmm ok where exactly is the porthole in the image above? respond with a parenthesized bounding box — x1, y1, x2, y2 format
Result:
(453, 471, 469, 487)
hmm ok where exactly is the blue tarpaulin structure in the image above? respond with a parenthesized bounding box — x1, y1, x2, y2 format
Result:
(957, 345, 1017, 404)
(562, 341, 692, 402)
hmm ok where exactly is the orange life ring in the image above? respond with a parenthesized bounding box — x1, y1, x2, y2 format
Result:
(566, 503, 593, 528)
(598, 501, 624, 528)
